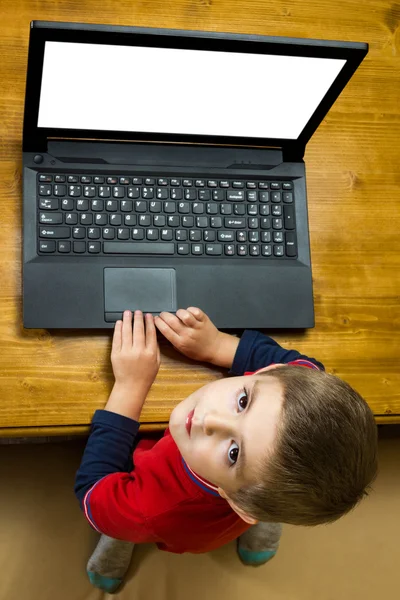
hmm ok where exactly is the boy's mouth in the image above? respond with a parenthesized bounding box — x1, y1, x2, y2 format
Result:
(186, 409, 195, 436)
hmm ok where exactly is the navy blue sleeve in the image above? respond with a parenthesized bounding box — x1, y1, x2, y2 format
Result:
(230, 329, 325, 375)
(74, 409, 140, 510)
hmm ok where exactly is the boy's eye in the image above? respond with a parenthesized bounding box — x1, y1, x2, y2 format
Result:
(228, 442, 239, 465)
(237, 390, 248, 412)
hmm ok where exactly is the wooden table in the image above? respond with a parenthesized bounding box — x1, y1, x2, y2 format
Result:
(1, 0, 399, 437)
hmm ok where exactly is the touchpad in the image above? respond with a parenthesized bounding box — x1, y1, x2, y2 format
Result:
(104, 268, 177, 319)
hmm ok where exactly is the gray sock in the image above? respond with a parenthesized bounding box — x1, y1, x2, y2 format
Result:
(238, 522, 282, 565)
(87, 534, 135, 593)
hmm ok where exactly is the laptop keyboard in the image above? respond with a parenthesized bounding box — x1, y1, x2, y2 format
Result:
(37, 174, 297, 259)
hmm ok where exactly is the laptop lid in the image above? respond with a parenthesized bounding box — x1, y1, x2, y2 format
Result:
(23, 21, 368, 160)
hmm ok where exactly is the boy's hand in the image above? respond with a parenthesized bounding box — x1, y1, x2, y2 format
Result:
(105, 310, 160, 421)
(154, 307, 239, 368)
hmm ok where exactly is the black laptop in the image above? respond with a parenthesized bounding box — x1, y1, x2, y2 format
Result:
(22, 21, 367, 329)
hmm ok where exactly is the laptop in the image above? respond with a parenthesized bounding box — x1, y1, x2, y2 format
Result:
(22, 21, 367, 329)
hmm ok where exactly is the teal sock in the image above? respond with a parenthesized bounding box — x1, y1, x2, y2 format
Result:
(237, 522, 282, 566)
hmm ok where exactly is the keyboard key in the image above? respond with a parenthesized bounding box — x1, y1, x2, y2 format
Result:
(199, 190, 211, 201)
(61, 198, 74, 210)
(190, 230, 201, 241)
(109, 214, 121, 226)
(68, 185, 81, 197)
(250, 245, 260, 256)
(193, 202, 204, 214)
(132, 177, 142, 185)
(157, 188, 168, 199)
(282, 182, 293, 190)
(73, 227, 85, 239)
(121, 200, 133, 212)
(272, 205, 282, 216)
(237, 231, 247, 242)
(285, 232, 297, 257)
(192, 244, 203, 255)
(39, 174, 52, 182)
(73, 241, 86, 253)
(260, 205, 270, 216)
(135, 201, 147, 212)
(83, 186, 96, 197)
(104, 243, 175, 254)
(147, 229, 159, 240)
(91, 200, 104, 211)
(260, 192, 269, 203)
(139, 215, 151, 227)
(99, 186, 111, 198)
(103, 227, 115, 239)
(183, 179, 193, 187)
(168, 216, 180, 227)
(68, 175, 79, 183)
(128, 187, 140, 198)
(106, 200, 118, 212)
(249, 231, 259, 242)
(247, 204, 258, 215)
(58, 241, 71, 252)
(161, 229, 173, 241)
(232, 181, 244, 188)
(204, 230, 216, 242)
(176, 230, 187, 241)
(212, 190, 225, 201)
(238, 245, 247, 256)
(142, 187, 154, 199)
(65, 213, 78, 224)
(247, 191, 258, 201)
(124, 215, 136, 226)
(246, 181, 257, 188)
(149, 201, 161, 213)
(55, 175, 66, 183)
(117, 227, 129, 240)
(39, 240, 56, 252)
(158, 178, 168, 186)
(107, 177, 118, 184)
(273, 218, 282, 230)
(94, 176, 105, 184)
(273, 232, 284, 243)
(178, 202, 190, 214)
(195, 180, 205, 187)
(227, 190, 244, 201)
(39, 184, 52, 196)
(225, 218, 245, 228)
(219, 180, 230, 188)
(234, 204, 245, 215)
(258, 182, 269, 189)
(220, 203, 232, 215)
(154, 215, 166, 227)
(171, 188, 183, 200)
(132, 228, 144, 240)
(95, 214, 107, 225)
(206, 244, 222, 255)
(164, 202, 176, 213)
(88, 227, 101, 239)
(207, 180, 218, 187)
(170, 178, 181, 186)
(39, 227, 70, 238)
(178, 243, 190, 254)
(184, 189, 196, 200)
(262, 244, 272, 256)
(113, 186, 125, 198)
(283, 192, 293, 203)
(261, 231, 271, 242)
(271, 192, 281, 203)
(119, 177, 130, 184)
(248, 217, 259, 229)
(225, 244, 235, 256)
(274, 245, 284, 256)
(261, 218, 271, 229)
(81, 175, 92, 183)
(182, 216, 194, 228)
(145, 178, 155, 185)
(218, 231, 234, 242)
(88, 242, 101, 253)
(283, 206, 295, 230)
(39, 198, 59, 210)
(210, 217, 222, 228)
(39, 212, 62, 224)
(270, 182, 281, 190)
(206, 203, 218, 215)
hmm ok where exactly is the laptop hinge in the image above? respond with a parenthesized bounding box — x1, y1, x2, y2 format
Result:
(282, 142, 305, 162)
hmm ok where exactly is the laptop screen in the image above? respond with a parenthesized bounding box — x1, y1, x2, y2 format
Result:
(37, 41, 346, 141)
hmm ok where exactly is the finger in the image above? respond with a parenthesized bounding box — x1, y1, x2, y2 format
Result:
(112, 319, 122, 352)
(158, 311, 185, 335)
(133, 310, 145, 347)
(187, 307, 205, 322)
(154, 315, 181, 346)
(176, 308, 197, 328)
(122, 310, 133, 347)
(145, 313, 158, 349)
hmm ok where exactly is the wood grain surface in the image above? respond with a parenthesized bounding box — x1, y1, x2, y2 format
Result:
(0, 0, 399, 435)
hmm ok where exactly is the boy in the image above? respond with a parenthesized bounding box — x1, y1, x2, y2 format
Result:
(75, 308, 378, 593)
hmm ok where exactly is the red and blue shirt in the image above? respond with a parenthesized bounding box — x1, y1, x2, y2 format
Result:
(74, 329, 323, 553)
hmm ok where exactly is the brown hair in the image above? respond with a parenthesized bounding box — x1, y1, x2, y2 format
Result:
(230, 366, 378, 525)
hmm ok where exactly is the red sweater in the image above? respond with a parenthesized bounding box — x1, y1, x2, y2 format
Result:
(75, 329, 323, 553)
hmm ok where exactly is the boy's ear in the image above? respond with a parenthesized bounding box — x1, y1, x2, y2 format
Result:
(217, 488, 259, 525)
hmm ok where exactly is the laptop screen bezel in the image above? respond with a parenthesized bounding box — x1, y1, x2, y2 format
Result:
(23, 21, 368, 153)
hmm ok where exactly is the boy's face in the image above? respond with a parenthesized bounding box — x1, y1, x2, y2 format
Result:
(169, 371, 283, 496)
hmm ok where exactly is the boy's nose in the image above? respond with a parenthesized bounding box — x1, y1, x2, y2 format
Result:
(202, 412, 236, 436)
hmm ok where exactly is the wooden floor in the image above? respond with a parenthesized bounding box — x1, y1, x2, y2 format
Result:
(0, 0, 399, 435)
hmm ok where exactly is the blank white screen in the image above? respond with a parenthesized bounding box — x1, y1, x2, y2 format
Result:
(38, 41, 346, 140)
